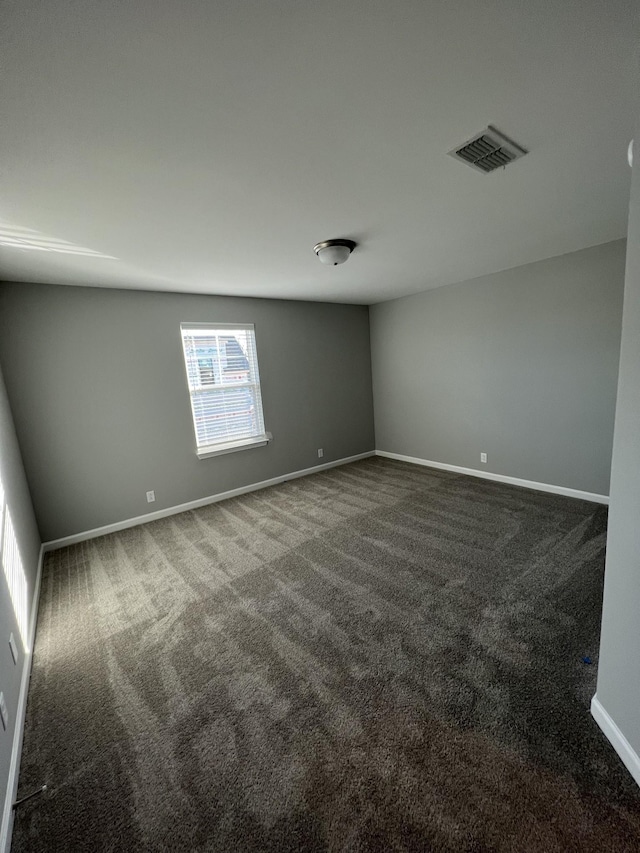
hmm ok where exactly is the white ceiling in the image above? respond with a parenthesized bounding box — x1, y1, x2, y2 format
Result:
(0, 0, 636, 304)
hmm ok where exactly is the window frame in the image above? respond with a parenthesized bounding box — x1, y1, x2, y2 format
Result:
(179, 322, 270, 459)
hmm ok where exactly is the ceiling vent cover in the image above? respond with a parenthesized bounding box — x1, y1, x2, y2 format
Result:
(448, 126, 527, 174)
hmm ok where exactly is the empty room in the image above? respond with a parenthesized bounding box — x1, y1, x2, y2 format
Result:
(1, 1, 639, 851)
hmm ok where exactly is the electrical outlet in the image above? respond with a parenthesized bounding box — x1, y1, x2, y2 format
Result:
(9, 633, 18, 665)
(480, 452, 487, 464)
(317, 448, 324, 458)
(146, 490, 155, 503)
(0, 692, 7, 730)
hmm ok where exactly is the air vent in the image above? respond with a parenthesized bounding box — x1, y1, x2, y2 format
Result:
(448, 126, 527, 174)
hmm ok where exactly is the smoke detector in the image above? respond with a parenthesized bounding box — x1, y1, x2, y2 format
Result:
(448, 126, 527, 174)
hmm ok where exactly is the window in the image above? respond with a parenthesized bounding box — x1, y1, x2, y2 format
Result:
(180, 323, 268, 458)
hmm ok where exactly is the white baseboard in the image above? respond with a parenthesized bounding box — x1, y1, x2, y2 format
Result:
(375, 450, 609, 505)
(0, 543, 45, 853)
(591, 694, 640, 788)
(43, 451, 376, 552)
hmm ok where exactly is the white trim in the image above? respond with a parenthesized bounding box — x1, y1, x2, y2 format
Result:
(180, 321, 255, 332)
(591, 694, 640, 788)
(1, 544, 45, 853)
(196, 432, 271, 459)
(42, 451, 376, 551)
(375, 450, 609, 505)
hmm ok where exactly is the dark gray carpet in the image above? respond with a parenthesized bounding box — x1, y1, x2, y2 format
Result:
(11, 458, 640, 852)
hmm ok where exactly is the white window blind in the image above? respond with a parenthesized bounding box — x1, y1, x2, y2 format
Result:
(180, 323, 267, 458)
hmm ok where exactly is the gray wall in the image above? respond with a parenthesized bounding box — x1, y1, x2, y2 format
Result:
(0, 284, 374, 542)
(595, 119, 640, 757)
(0, 365, 41, 844)
(370, 240, 626, 496)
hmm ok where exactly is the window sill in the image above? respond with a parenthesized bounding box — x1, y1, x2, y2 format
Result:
(196, 432, 272, 460)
